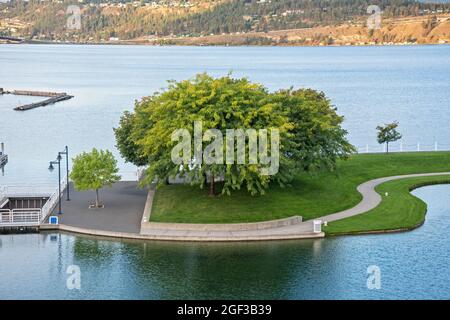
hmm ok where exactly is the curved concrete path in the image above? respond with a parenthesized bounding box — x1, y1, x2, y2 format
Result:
(42, 172, 450, 241)
(290, 171, 450, 234)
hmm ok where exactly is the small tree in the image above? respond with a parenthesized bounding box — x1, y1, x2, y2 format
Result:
(70, 148, 121, 208)
(376, 122, 402, 154)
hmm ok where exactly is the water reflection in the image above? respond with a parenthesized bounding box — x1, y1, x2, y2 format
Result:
(0, 185, 449, 299)
(68, 234, 327, 299)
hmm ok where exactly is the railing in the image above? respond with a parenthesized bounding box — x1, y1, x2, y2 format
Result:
(0, 208, 42, 226)
(0, 177, 67, 226)
(40, 177, 67, 223)
(0, 167, 144, 226)
(356, 142, 450, 154)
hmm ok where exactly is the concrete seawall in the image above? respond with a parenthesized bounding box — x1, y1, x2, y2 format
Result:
(141, 216, 303, 232)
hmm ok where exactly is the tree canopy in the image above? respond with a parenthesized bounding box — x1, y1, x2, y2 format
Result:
(114, 73, 354, 196)
(70, 148, 121, 207)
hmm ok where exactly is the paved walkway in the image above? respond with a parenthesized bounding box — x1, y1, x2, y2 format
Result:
(44, 172, 450, 241)
(286, 171, 450, 234)
(50, 182, 148, 233)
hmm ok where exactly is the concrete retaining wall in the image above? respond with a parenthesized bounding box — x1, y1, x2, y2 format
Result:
(142, 216, 303, 232)
(140, 186, 302, 232)
(40, 223, 324, 242)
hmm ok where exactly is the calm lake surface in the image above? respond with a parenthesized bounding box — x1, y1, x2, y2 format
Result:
(0, 44, 450, 184)
(1, 45, 450, 299)
(0, 184, 449, 299)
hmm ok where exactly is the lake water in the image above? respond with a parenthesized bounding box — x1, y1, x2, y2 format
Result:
(0, 184, 449, 299)
(1, 44, 450, 185)
(1, 45, 450, 299)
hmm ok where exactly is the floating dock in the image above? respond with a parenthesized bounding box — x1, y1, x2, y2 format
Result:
(14, 94, 73, 111)
(0, 88, 74, 111)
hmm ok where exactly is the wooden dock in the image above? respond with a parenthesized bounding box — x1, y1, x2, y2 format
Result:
(14, 94, 73, 111)
(10, 90, 66, 97)
(0, 88, 74, 111)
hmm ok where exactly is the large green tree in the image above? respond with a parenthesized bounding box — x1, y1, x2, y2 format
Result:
(70, 148, 121, 208)
(115, 73, 354, 196)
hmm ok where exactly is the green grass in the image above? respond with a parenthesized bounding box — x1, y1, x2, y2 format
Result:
(150, 151, 450, 224)
(324, 176, 450, 235)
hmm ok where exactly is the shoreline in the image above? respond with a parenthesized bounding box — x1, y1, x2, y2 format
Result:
(1, 41, 448, 48)
(38, 172, 450, 243)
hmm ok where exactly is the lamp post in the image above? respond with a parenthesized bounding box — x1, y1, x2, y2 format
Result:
(49, 158, 62, 215)
(58, 146, 70, 201)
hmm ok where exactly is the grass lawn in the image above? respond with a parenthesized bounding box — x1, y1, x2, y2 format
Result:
(324, 175, 450, 235)
(150, 151, 450, 224)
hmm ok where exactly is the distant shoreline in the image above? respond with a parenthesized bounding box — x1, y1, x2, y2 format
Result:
(2, 13, 449, 47)
(1, 41, 448, 48)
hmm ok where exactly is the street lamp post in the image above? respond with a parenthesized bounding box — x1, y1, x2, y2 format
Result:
(49, 158, 62, 215)
(58, 146, 70, 201)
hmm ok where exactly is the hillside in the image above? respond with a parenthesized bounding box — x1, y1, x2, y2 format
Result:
(0, 0, 449, 45)
(146, 14, 450, 46)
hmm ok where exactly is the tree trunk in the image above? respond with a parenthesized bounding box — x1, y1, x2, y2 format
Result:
(386, 142, 389, 154)
(209, 175, 215, 197)
(95, 189, 100, 207)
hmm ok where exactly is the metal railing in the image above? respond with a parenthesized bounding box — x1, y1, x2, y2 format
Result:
(0, 167, 144, 227)
(0, 177, 67, 226)
(0, 208, 42, 226)
(40, 177, 67, 223)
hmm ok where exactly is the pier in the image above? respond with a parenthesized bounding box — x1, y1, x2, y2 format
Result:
(14, 94, 73, 111)
(0, 88, 74, 111)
